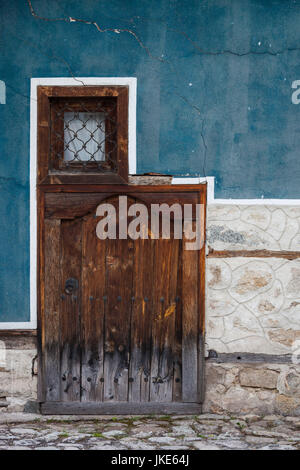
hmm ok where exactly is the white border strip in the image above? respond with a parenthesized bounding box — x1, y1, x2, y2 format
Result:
(1, 76, 137, 330)
(172, 176, 300, 206)
(172, 177, 215, 203)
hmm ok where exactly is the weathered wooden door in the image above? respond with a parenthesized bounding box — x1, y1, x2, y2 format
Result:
(38, 185, 206, 414)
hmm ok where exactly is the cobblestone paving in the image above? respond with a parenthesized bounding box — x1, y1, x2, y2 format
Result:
(0, 413, 300, 450)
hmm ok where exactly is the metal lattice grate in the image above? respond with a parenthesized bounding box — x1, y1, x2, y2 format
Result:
(50, 99, 118, 172)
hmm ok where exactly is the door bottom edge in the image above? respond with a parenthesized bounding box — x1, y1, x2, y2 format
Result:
(40, 402, 203, 415)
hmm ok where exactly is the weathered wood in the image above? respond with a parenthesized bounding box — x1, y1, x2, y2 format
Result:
(150, 237, 179, 402)
(207, 248, 300, 259)
(37, 87, 51, 183)
(40, 184, 206, 195)
(59, 219, 82, 402)
(197, 335, 206, 403)
(81, 215, 106, 402)
(41, 173, 127, 186)
(116, 87, 129, 182)
(44, 191, 199, 219)
(129, 235, 154, 402)
(43, 86, 125, 98)
(41, 401, 202, 415)
(37, 86, 129, 185)
(198, 190, 206, 401)
(206, 351, 294, 364)
(103, 233, 133, 402)
(0, 330, 37, 337)
(182, 222, 199, 403)
(40, 185, 207, 412)
(172, 246, 182, 402)
(37, 189, 45, 403)
(44, 219, 61, 401)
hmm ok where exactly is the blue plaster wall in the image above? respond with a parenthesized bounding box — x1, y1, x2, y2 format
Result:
(1, 0, 300, 322)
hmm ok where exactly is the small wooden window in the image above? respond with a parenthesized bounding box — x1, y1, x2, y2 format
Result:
(37, 86, 129, 184)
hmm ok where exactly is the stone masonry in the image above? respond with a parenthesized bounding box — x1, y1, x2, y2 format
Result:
(204, 204, 300, 416)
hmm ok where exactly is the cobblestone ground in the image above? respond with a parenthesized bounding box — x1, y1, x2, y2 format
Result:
(0, 413, 300, 450)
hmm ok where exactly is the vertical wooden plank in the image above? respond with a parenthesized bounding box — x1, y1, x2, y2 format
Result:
(182, 221, 199, 402)
(173, 244, 183, 402)
(198, 187, 207, 402)
(44, 219, 61, 401)
(150, 237, 180, 402)
(37, 189, 45, 403)
(81, 215, 106, 402)
(60, 218, 82, 402)
(103, 237, 133, 402)
(116, 87, 129, 182)
(129, 237, 154, 402)
(37, 87, 51, 183)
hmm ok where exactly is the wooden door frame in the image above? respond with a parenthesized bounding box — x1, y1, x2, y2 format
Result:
(37, 183, 207, 414)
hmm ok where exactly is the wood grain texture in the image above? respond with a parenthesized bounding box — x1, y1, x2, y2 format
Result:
(206, 352, 294, 364)
(173, 246, 182, 402)
(129, 236, 154, 402)
(0, 331, 37, 337)
(81, 215, 106, 402)
(39, 185, 207, 412)
(37, 86, 129, 185)
(44, 86, 125, 98)
(103, 235, 133, 402)
(41, 401, 202, 415)
(59, 219, 82, 402)
(40, 184, 206, 194)
(37, 88, 51, 184)
(150, 237, 180, 402)
(43, 219, 61, 401)
(37, 189, 45, 402)
(44, 192, 199, 219)
(182, 222, 199, 402)
(207, 248, 300, 259)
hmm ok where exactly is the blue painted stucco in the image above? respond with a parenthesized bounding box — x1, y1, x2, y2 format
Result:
(1, 0, 300, 321)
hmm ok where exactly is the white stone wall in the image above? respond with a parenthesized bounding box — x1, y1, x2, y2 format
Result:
(206, 205, 300, 356)
(204, 204, 300, 415)
(206, 257, 300, 354)
(207, 205, 300, 252)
